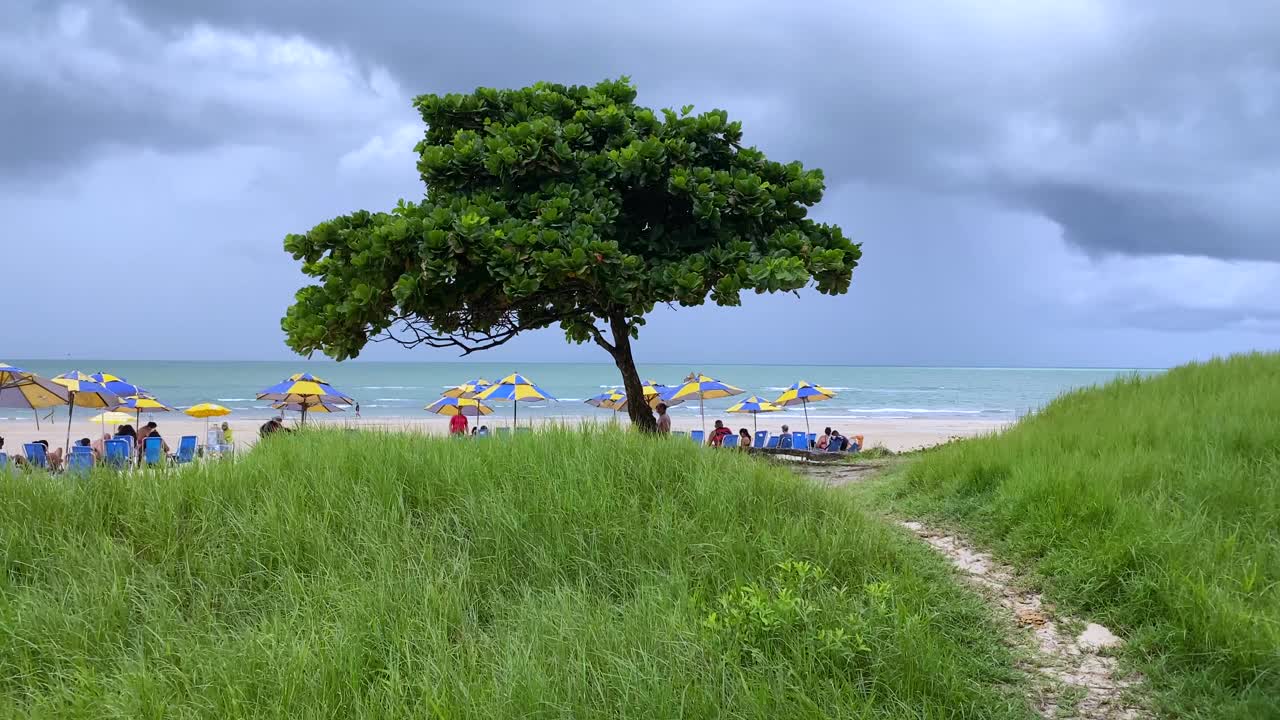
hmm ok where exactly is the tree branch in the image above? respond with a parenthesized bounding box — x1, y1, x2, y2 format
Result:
(587, 324, 615, 354)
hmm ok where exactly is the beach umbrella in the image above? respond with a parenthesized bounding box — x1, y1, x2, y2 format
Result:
(425, 396, 494, 417)
(586, 389, 627, 411)
(185, 402, 232, 437)
(89, 372, 148, 398)
(272, 400, 345, 414)
(257, 372, 354, 425)
(0, 364, 70, 428)
(51, 371, 120, 454)
(727, 395, 784, 434)
(113, 394, 173, 430)
(87, 411, 134, 426)
(475, 373, 556, 427)
(443, 378, 494, 399)
(669, 373, 744, 434)
(773, 381, 836, 438)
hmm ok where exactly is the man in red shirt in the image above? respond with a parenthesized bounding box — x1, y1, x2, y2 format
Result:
(708, 419, 732, 447)
(449, 413, 469, 435)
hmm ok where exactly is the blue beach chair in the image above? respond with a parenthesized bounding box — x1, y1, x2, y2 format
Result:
(722, 435, 738, 448)
(792, 431, 809, 450)
(690, 430, 705, 445)
(754, 431, 769, 449)
(808, 433, 817, 448)
(778, 434, 792, 449)
(766, 437, 780, 449)
(68, 450, 93, 474)
(104, 439, 130, 469)
(174, 436, 198, 464)
(143, 437, 163, 467)
(0, 452, 8, 472)
(24, 443, 47, 469)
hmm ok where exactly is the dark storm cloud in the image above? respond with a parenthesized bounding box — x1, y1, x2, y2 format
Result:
(6, 0, 1280, 266)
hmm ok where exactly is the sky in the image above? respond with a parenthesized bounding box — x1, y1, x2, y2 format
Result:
(3, 0, 1278, 368)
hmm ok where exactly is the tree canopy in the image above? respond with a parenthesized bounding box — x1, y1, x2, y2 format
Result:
(282, 77, 860, 430)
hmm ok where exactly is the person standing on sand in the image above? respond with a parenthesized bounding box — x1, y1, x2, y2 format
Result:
(655, 403, 671, 435)
(449, 412, 469, 436)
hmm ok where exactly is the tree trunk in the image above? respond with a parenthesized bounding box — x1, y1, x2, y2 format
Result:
(608, 313, 657, 433)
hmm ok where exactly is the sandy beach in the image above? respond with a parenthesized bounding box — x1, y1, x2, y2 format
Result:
(0, 414, 1007, 458)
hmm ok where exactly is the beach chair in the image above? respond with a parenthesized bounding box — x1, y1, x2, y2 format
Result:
(792, 431, 809, 450)
(0, 452, 8, 473)
(827, 436, 846, 453)
(174, 436, 198, 465)
(754, 431, 769, 449)
(722, 435, 738, 448)
(690, 430, 705, 445)
(67, 449, 93, 475)
(104, 439, 130, 469)
(142, 437, 164, 467)
(767, 436, 781, 449)
(24, 443, 47, 469)
(778, 434, 792, 449)
(808, 433, 817, 448)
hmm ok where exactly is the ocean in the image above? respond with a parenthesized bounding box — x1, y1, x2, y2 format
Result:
(3, 360, 1157, 423)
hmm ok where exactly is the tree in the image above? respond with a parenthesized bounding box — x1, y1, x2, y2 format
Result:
(282, 78, 860, 432)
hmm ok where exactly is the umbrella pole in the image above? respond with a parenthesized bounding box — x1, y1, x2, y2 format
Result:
(513, 400, 518, 429)
(803, 398, 811, 442)
(700, 395, 706, 435)
(34, 408, 39, 430)
(65, 393, 75, 456)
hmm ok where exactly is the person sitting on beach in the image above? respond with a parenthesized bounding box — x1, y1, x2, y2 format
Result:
(477, 425, 490, 437)
(816, 427, 832, 450)
(114, 424, 136, 443)
(655, 403, 671, 435)
(708, 420, 732, 447)
(221, 422, 233, 450)
(77, 437, 101, 461)
(91, 433, 110, 458)
(778, 424, 792, 449)
(738, 428, 752, 450)
(449, 412, 469, 436)
(33, 440, 63, 471)
(828, 430, 846, 452)
(143, 428, 171, 456)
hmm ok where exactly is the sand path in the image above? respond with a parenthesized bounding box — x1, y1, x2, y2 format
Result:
(802, 463, 1148, 719)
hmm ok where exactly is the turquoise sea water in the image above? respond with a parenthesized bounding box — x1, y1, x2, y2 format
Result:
(4, 360, 1157, 423)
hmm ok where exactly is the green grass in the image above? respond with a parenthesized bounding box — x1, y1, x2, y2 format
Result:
(0, 429, 1032, 719)
(879, 353, 1280, 718)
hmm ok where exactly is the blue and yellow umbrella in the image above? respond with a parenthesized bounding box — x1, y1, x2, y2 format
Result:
(669, 373, 744, 433)
(257, 373, 354, 424)
(774, 381, 836, 437)
(0, 363, 69, 428)
(585, 389, 627, 411)
(443, 378, 494, 399)
(52, 371, 121, 453)
(114, 394, 174, 426)
(476, 373, 555, 427)
(726, 395, 784, 433)
(89, 372, 148, 398)
(425, 396, 494, 417)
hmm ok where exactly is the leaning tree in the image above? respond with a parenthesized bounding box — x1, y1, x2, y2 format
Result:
(282, 78, 859, 432)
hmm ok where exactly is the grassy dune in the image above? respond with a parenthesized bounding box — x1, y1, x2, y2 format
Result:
(884, 353, 1280, 717)
(1, 430, 1031, 718)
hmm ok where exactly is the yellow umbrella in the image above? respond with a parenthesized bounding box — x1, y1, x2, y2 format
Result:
(114, 395, 174, 427)
(185, 403, 233, 438)
(0, 363, 69, 428)
(87, 411, 134, 425)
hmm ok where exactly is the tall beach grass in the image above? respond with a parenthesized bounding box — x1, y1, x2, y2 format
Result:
(882, 353, 1280, 717)
(1, 429, 1031, 718)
